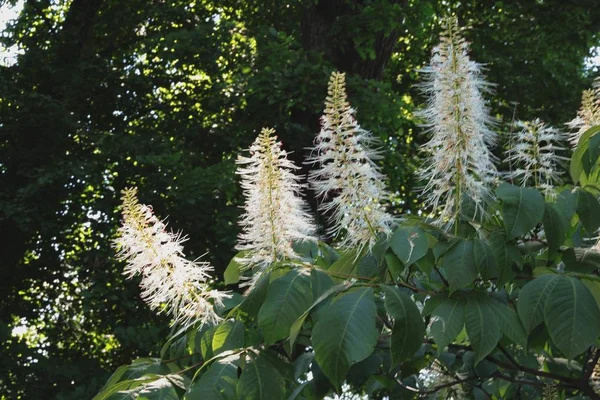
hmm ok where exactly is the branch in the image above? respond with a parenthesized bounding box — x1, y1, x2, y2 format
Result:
(395, 376, 478, 395)
(584, 349, 600, 383)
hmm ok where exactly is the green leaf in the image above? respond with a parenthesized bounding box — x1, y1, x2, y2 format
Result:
(441, 239, 477, 291)
(311, 268, 335, 300)
(328, 248, 361, 275)
(237, 273, 270, 317)
(430, 296, 466, 352)
(257, 270, 312, 344)
(563, 247, 600, 273)
(517, 274, 562, 332)
(382, 286, 425, 366)
(212, 321, 244, 355)
(571, 125, 600, 183)
(384, 252, 404, 281)
(288, 282, 351, 351)
(312, 287, 378, 387)
(465, 295, 501, 364)
(236, 353, 286, 400)
(575, 188, 600, 233)
(543, 203, 567, 255)
(201, 326, 218, 360)
(184, 360, 237, 400)
(496, 183, 545, 240)
(390, 226, 429, 266)
(544, 276, 600, 359)
(224, 251, 248, 285)
(422, 292, 448, 316)
(491, 301, 527, 348)
(473, 239, 499, 280)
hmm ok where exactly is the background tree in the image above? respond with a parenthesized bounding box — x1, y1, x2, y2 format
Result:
(0, 0, 598, 398)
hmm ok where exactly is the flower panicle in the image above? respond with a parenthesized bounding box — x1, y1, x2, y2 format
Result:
(307, 71, 395, 249)
(505, 118, 568, 199)
(236, 128, 316, 287)
(114, 187, 226, 327)
(567, 81, 600, 148)
(416, 16, 498, 230)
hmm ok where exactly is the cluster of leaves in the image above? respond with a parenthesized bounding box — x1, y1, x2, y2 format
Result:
(96, 126, 600, 399)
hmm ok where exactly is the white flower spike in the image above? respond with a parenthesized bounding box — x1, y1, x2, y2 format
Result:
(505, 118, 568, 199)
(416, 16, 497, 230)
(308, 71, 394, 250)
(114, 188, 226, 327)
(236, 128, 316, 286)
(567, 79, 600, 149)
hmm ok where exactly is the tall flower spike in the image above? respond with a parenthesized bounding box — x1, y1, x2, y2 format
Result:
(416, 16, 497, 229)
(505, 118, 568, 199)
(307, 71, 394, 249)
(567, 79, 600, 148)
(114, 188, 226, 327)
(236, 128, 315, 286)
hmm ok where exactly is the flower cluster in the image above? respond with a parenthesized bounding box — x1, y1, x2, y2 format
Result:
(505, 119, 568, 198)
(114, 188, 226, 327)
(307, 71, 394, 249)
(416, 16, 497, 229)
(236, 128, 316, 286)
(567, 79, 600, 148)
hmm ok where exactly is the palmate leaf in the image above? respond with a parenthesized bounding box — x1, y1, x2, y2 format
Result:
(517, 274, 562, 333)
(312, 287, 378, 387)
(544, 276, 600, 359)
(257, 270, 312, 344)
(430, 296, 466, 352)
(496, 183, 545, 240)
(390, 226, 429, 266)
(382, 286, 425, 366)
(236, 353, 286, 400)
(184, 360, 237, 400)
(464, 294, 501, 364)
(441, 239, 477, 292)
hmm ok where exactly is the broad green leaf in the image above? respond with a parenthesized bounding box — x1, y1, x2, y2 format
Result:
(517, 274, 561, 332)
(542, 203, 567, 255)
(224, 251, 248, 285)
(582, 279, 600, 307)
(237, 273, 270, 317)
(490, 233, 513, 287)
(384, 252, 404, 281)
(201, 326, 218, 360)
(382, 286, 425, 365)
(390, 226, 429, 266)
(422, 292, 449, 316)
(430, 296, 466, 352)
(563, 247, 600, 273)
(357, 255, 379, 278)
(311, 268, 335, 300)
(441, 239, 477, 291)
(570, 125, 600, 183)
(288, 282, 351, 351)
(293, 352, 314, 380)
(415, 250, 435, 276)
(94, 375, 180, 400)
(496, 183, 545, 240)
(312, 288, 378, 387)
(575, 188, 600, 233)
(544, 276, 600, 359)
(184, 360, 237, 400)
(236, 353, 286, 400)
(212, 321, 244, 355)
(465, 295, 501, 364)
(328, 248, 361, 276)
(491, 301, 527, 348)
(257, 270, 312, 344)
(473, 239, 499, 280)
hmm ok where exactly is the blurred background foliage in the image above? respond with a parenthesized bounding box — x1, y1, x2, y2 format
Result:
(0, 0, 597, 398)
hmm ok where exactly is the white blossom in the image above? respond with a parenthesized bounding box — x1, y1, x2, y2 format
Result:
(307, 71, 394, 249)
(236, 128, 315, 286)
(416, 16, 498, 229)
(567, 80, 600, 148)
(114, 188, 226, 327)
(505, 118, 568, 199)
